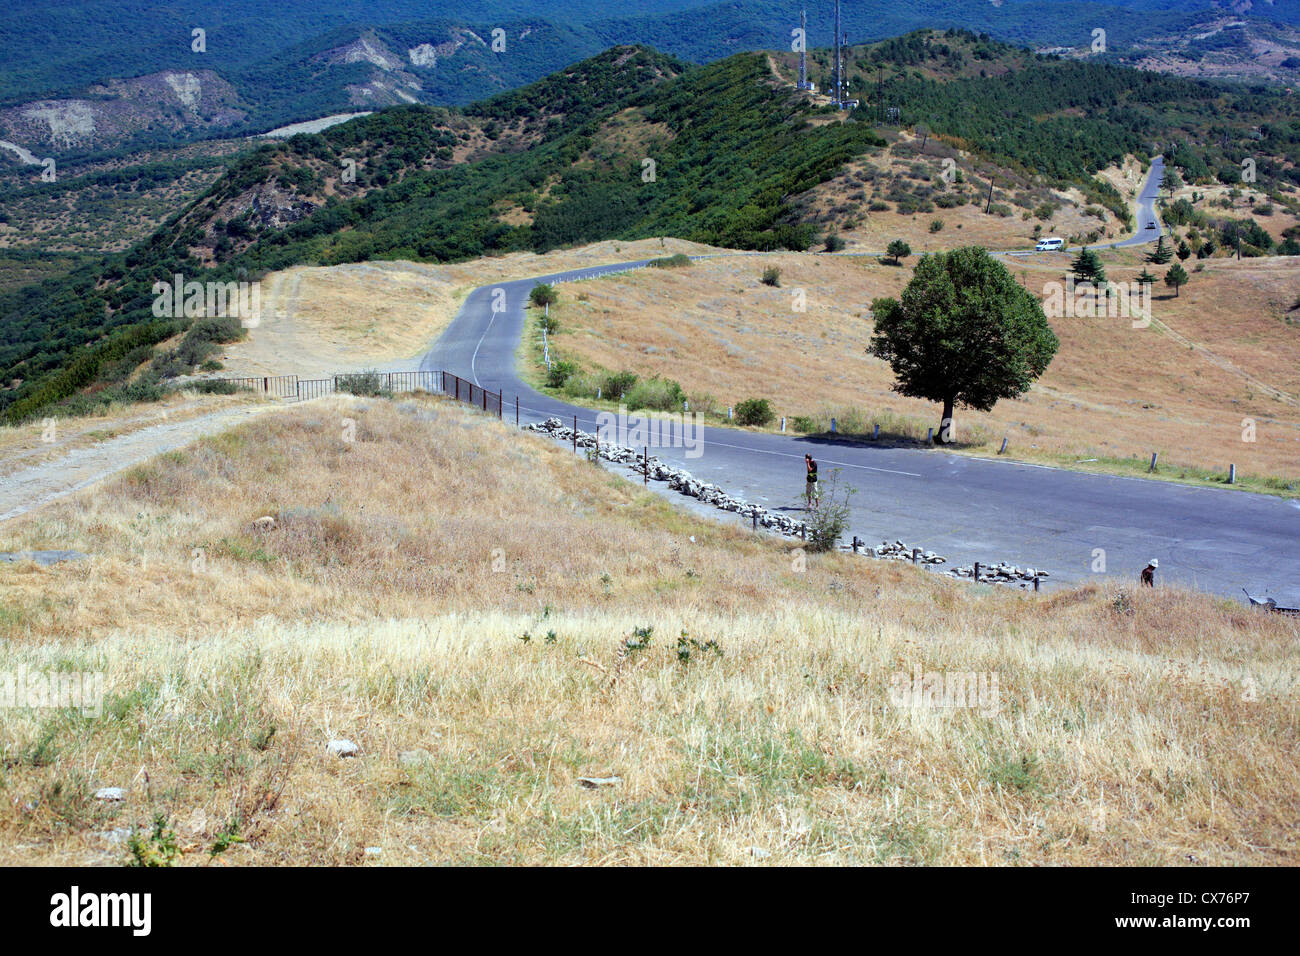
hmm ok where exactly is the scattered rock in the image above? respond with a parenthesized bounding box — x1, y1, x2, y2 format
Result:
(523, 417, 1051, 589)
(326, 739, 359, 758)
(94, 787, 126, 801)
(577, 775, 623, 789)
(364, 846, 383, 857)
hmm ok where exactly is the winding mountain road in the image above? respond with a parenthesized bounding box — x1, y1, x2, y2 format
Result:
(422, 156, 1300, 604)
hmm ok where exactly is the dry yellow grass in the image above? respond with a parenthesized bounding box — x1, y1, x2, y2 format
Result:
(534, 248, 1300, 489)
(0, 395, 1295, 865)
(218, 238, 721, 379)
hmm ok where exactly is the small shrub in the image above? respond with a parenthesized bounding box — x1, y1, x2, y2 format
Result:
(806, 469, 855, 553)
(649, 254, 691, 268)
(128, 814, 183, 867)
(929, 219, 944, 233)
(546, 360, 578, 388)
(601, 370, 638, 400)
(188, 379, 245, 395)
(734, 397, 775, 427)
(761, 266, 781, 287)
(529, 283, 558, 308)
(824, 232, 846, 252)
(335, 370, 392, 398)
(624, 375, 685, 411)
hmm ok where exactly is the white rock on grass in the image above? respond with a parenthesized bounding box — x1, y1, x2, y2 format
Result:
(94, 787, 126, 801)
(326, 739, 360, 758)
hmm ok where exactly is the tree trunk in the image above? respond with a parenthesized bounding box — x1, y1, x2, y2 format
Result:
(939, 396, 955, 444)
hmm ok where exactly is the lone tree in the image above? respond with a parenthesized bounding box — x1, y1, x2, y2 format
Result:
(868, 247, 1059, 444)
(1164, 263, 1189, 297)
(529, 283, 559, 308)
(1071, 246, 1106, 287)
(886, 239, 912, 265)
(1147, 236, 1173, 265)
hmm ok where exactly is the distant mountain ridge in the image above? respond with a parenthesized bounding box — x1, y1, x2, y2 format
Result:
(2, 1, 1299, 161)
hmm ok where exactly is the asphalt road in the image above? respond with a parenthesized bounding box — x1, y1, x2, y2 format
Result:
(421, 157, 1300, 605)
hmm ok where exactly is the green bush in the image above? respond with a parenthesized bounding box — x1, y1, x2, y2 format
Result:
(624, 375, 685, 411)
(546, 360, 578, 388)
(529, 283, 559, 308)
(734, 397, 774, 426)
(335, 370, 393, 397)
(188, 379, 246, 395)
(761, 267, 781, 287)
(806, 469, 855, 553)
(649, 254, 692, 268)
(602, 370, 638, 400)
(824, 233, 846, 252)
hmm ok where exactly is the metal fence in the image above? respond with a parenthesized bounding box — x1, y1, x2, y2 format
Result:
(201, 368, 502, 417)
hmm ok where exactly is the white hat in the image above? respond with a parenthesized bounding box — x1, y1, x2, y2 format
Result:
(1149, 559, 1159, 568)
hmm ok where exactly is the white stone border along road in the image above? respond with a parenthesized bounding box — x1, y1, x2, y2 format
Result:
(524, 417, 1051, 589)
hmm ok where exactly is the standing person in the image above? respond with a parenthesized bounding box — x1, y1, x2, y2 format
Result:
(805, 454, 820, 508)
(1140, 559, 1158, 587)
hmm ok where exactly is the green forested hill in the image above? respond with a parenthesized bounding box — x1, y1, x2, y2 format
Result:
(2, 34, 1297, 423)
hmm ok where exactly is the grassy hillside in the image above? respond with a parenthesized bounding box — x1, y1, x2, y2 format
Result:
(1, 393, 1295, 865)
(3, 33, 1298, 425)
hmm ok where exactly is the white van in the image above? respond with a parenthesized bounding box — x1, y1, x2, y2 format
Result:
(1035, 237, 1064, 252)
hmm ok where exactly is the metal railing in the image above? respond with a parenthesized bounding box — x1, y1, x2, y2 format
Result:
(199, 368, 502, 417)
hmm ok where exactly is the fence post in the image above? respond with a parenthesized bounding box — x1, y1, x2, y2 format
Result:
(752, 509, 758, 531)
(873, 423, 880, 440)
(973, 562, 981, 581)
(497, 391, 502, 420)
(852, 536, 860, 553)
(781, 417, 786, 432)
(800, 524, 806, 541)
(999, 437, 1008, 454)
(573, 415, 578, 454)
(643, 447, 648, 485)
(1033, 574, 1040, 592)
(1228, 463, 1236, 484)
(912, 548, 920, 565)
(1148, 452, 1158, 473)
(515, 396, 519, 426)
(482, 388, 487, 412)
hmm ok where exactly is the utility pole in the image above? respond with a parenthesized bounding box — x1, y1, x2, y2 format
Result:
(798, 9, 808, 90)
(877, 64, 884, 125)
(985, 177, 995, 214)
(834, 0, 841, 107)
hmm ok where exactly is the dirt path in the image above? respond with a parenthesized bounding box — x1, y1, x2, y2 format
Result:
(0, 404, 279, 524)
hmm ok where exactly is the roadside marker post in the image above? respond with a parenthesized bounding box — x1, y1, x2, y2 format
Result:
(643, 447, 648, 485)
(1229, 463, 1236, 484)
(1149, 452, 1158, 473)
(573, 415, 577, 454)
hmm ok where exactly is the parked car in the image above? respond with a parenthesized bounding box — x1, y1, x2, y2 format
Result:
(1035, 237, 1065, 252)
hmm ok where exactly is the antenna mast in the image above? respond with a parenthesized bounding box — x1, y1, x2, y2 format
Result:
(799, 10, 808, 89)
(834, 0, 842, 107)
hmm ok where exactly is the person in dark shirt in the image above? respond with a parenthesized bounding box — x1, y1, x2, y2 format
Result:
(805, 454, 820, 508)
(1140, 559, 1158, 587)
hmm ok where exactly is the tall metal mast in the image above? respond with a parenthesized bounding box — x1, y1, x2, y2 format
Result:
(799, 10, 808, 89)
(834, 0, 841, 106)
